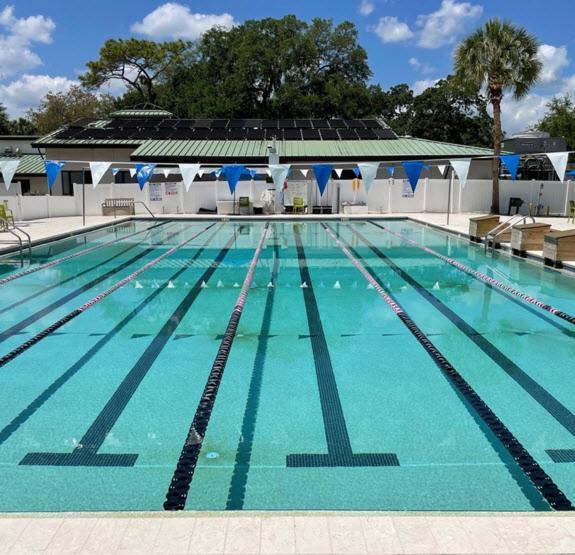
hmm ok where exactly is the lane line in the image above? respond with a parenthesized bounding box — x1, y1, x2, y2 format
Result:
(322, 222, 572, 511)
(164, 223, 270, 511)
(0, 223, 217, 369)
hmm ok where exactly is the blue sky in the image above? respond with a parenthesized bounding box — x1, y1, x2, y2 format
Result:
(2, 0, 574, 133)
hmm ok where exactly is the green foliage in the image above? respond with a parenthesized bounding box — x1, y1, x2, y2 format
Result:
(0, 103, 11, 135)
(537, 95, 575, 150)
(454, 18, 542, 212)
(27, 85, 116, 134)
(80, 38, 190, 102)
(0, 103, 37, 135)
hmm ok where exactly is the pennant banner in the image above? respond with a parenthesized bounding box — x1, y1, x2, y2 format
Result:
(112, 168, 120, 176)
(449, 159, 471, 189)
(129, 168, 136, 178)
(89, 161, 111, 189)
(386, 166, 395, 178)
(312, 164, 333, 196)
(162, 168, 172, 179)
(179, 163, 201, 192)
(0, 160, 19, 191)
(221, 164, 246, 194)
(197, 168, 205, 178)
(436, 165, 446, 177)
(547, 152, 569, 182)
(300, 168, 309, 178)
(357, 162, 379, 193)
(500, 154, 520, 180)
(352, 167, 361, 178)
(334, 168, 343, 179)
(45, 160, 65, 190)
(135, 163, 156, 191)
(401, 161, 424, 193)
(269, 164, 291, 190)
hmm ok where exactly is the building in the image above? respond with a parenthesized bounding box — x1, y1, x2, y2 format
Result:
(0, 135, 46, 195)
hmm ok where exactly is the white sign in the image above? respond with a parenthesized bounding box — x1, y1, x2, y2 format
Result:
(149, 183, 163, 202)
(165, 182, 179, 196)
(401, 179, 414, 198)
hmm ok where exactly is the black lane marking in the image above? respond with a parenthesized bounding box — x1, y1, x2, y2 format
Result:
(164, 223, 269, 511)
(226, 237, 280, 510)
(0, 226, 223, 450)
(368, 220, 575, 338)
(0, 225, 185, 346)
(286, 225, 399, 469)
(329, 224, 571, 511)
(350, 225, 575, 442)
(547, 450, 575, 463)
(20, 233, 234, 467)
(0, 222, 169, 316)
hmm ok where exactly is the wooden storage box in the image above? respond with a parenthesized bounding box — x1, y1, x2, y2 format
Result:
(469, 215, 500, 242)
(511, 223, 552, 256)
(543, 230, 575, 268)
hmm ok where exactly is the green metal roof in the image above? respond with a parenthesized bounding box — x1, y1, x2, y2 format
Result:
(0, 154, 46, 176)
(130, 137, 494, 163)
(110, 109, 175, 118)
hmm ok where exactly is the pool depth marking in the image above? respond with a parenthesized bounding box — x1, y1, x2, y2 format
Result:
(164, 223, 270, 511)
(0, 223, 184, 346)
(286, 224, 399, 469)
(323, 223, 572, 511)
(348, 224, 575, 450)
(226, 229, 280, 510)
(369, 221, 575, 327)
(0, 220, 168, 286)
(20, 229, 234, 467)
(0, 225, 223, 448)
(0, 223, 216, 369)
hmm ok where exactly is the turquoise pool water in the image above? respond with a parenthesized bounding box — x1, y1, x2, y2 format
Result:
(0, 218, 574, 512)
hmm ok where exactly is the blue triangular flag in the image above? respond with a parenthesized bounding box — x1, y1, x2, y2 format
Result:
(135, 163, 156, 190)
(352, 167, 361, 177)
(312, 164, 333, 196)
(112, 168, 120, 176)
(386, 167, 395, 178)
(44, 161, 65, 190)
(402, 161, 424, 192)
(221, 164, 246, 194)
(500, 154, 520, 180)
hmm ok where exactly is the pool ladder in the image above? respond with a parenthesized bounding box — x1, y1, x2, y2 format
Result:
(0, 216, 32, 266)
(484, 214, 534, 254)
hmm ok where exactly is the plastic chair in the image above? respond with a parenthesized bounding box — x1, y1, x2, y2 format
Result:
(239, 196, 251, 215)
(293, 196, 305, 214)
(0, 204, 14, 228)
(569, 200, 575, 224)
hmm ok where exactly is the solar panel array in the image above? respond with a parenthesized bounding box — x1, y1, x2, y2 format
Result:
(54, 118, 397, 142)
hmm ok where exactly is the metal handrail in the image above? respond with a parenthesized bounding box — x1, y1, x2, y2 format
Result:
(484, 214, 535, 253)
(0, 216, 27, 266)
(135, 201, 156, 219)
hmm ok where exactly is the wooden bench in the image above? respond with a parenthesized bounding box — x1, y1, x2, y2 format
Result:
(102, 198, 135, 216)
(543, 230, 575, 268)
(511, 223, 552, 257)
(469, 215, 500, 243)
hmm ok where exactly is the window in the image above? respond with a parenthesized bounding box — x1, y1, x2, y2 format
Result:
(61, 170, 92, 196)
(19, 179, 30, 195)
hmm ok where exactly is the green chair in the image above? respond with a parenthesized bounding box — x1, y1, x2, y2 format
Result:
(293, 196, 305, 214)
(569, 200, 575, 224)
(238, 196, 251, 215)
(0, 203, 14, 228)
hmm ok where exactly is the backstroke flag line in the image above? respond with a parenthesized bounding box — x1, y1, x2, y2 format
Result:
(221, 164, 245, 194)
(89, 162, 112, 189)
(500, 154, 520, 180)
(547, 152, 569, 182)
(402, 161, 424, 193)
(449, 159, 471, 188)
(357, 163, 379, 193)
(135, 163, 156, 191)
(0, 160, 19, 191)
(312, 164, 333, 196)
(269, 164, 291, 189)
(179, 163, 201, 192)
(45, 161, 65, 190)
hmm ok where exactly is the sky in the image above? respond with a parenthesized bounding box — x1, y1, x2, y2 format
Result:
(1, 0, 574, 134)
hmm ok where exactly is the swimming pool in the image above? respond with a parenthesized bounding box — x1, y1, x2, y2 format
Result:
(0, 218, 574, 513)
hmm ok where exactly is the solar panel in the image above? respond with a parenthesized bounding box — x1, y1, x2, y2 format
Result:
(319, 129, 339, 140)
(295, 119, 312, 128)
(228, 129, 246, 140)
(312, 119, 329, 128)
(193, 119, 212, 128)
(374, 128, 397, 139)
(193, 129, 211, 139)
(112, 129, 135, 139)
(227, 119, 245, 128)
(246, 128, 265, 139)
(210, 129, 228, 140)
(69, 117, 98, 128)
(244, 119, 262, 128)
(211, 119, 228, 128)
(146, 129, 173, 140)
(76, 128, 114, 139)
(171, 129, 194, 140)
(345, 119, 365, 129)
(158, 119, 177, 128)
(302, 129, 321, 140)
(130, 129, 156, 139)
(328, 119, 347, 128)
(363, 119, 381, 129)
(264, 129, 280, 140)
(279, 119, 295, 128)
(356, 129, 377, 140)
(284, 129, 302, 140)
(338, 129, 358, 140)
(54, 129, 83, 139)
(175, 119, 195, 128)
(262, 120, 278, 129)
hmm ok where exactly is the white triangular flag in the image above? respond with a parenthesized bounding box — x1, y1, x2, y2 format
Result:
(197, 168, 205, 178)
(449, 159, 472, 189)
(129, 168, 136, 178)
(547, 152, 569, 182)
(436, 165, 446, 177)
(334, 168, 343, 178)
(300, 169, 309, 177)
(179, 163, 201, 192)
(357, 163, 379, 193)
(162, 168, 172, 179)
(268, 164, 291, 189)
(265, 169, 271, 177)
(89, 161, 111, 189)
(0, 160, 19, 191)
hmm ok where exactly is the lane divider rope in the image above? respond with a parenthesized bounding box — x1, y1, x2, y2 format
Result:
(0, 223, 216, 369)
(0, 220, 168, 286)
(369, 221, 575, 326)
(322, 222, 573, 511)
(164, 222, 270, 511)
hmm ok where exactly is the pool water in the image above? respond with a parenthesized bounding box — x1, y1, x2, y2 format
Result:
(0, 218, 574, 512)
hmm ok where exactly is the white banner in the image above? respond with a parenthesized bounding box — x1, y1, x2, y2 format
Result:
(89, 161, 111, 188)
(334, 168, 343, 178)
(449, 159, 472, 189)
(0, 160, 19, 191)
(269, 164, 291, 189)
(547, 152, 569, 182)
(300, 168, 309, 177)
(179, 163, 201, 192)
(162, 168, 173, 179)
(129, 168, 136, 178)
(357, 162, 379, 193)
(436, 165, 446, 177)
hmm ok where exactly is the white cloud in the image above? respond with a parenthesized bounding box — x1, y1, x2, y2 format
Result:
(0, 74, 76, 117)
(358, 0, 375, 16)
(412, 78, 440, 95)
(0, 6, 55, 78)
(537, 44, 569, 84)
(131, 2, 236, 40)
(408, 57, 435, 75)
(417, 0, 483, 49)
(372, 16, 414, 44)
(500, 94, 550, 135)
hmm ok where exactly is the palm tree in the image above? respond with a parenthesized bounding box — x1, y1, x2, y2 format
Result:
(454, 19, 541, 213)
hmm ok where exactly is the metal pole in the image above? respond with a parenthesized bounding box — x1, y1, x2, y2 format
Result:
(82, 168, 86, 227)
(446, 168, 454, 226)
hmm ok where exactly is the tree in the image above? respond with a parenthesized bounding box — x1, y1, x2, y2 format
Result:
(0, 103, 11, 134)
(9, 118, 37, 135)
(27, 85, 116, 134)
(537, 95, 575, 150)
(80, 39, 190, 103)
(454, 19, 541, 213)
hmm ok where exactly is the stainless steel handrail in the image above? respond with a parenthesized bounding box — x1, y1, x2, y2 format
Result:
(0, 216, 26, 266)
(484, 214, 535, 254)
(135, 201, 156, 219)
